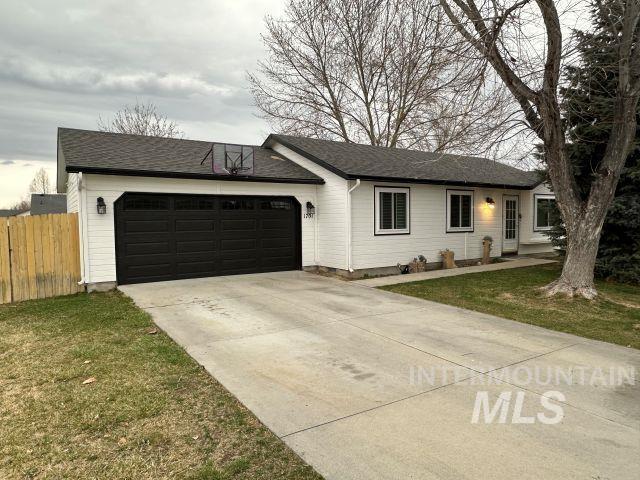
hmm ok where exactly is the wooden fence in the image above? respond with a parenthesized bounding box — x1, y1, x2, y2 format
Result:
(0, 213, 83, 304)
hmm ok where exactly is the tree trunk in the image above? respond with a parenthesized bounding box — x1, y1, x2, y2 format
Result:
(543, 216, 604, 300)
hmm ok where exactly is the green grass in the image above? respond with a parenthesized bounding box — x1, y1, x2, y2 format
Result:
(381, 263, 640, 349)
(0, 291, 322, 480)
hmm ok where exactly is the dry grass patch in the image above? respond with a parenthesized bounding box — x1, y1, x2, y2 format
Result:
(0, 292, 322, 480)
(381, 263, 640, 349)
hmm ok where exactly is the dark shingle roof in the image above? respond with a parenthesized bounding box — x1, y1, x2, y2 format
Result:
(58, 128, 324, 184)
(266, 134, 541, 189)
(0, 210, 20, 217)
(30, 194, 67, 215)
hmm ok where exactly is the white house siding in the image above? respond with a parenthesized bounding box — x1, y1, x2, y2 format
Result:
(271, 143, 349, 270)
(350, 181, 548, 270)
(519, 182, 555, 254)
(81, 174, 317, 284)
(66, 173, 79, 212)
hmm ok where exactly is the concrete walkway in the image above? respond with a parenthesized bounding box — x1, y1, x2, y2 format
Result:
(120, 270, 638, 480)
(354, 257, 557, 287)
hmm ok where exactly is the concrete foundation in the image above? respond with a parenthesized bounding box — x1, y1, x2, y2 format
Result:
(86, 281, 117, 293)
(305, 257, 493, 280)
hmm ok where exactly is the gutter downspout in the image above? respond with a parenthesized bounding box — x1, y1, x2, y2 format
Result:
(77, 173, 89, 286)
(346, 179, 361, 272)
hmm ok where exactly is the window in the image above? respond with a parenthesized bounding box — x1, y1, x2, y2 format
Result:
(534, 194, 557, 231)
(375, 187, 409, 234)
(447, 190, 474, 232)
(261, 200, 291, 210)
(175, 198, 215, 210)
(123, 196, 168, 211)
(222, 199, 254, 210)
(504, 198, 517, 239)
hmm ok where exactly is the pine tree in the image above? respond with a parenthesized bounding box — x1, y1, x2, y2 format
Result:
(549, 2, 640, 284)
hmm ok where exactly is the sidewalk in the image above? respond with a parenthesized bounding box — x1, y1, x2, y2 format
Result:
(353, 257, 557, 287)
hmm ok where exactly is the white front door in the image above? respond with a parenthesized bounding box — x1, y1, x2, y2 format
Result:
(502, 195, 519, 253)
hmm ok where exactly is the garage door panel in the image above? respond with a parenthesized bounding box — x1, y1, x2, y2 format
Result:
(125, 241, 170, 255)
(221, 249, 258, 261)
(263, 246, 295, 257)
(124, 219, 169, 233)
(221, 238, 256, 250)
(261, 237, 293, 248)
(221, 219, 257, 233)
(176, 260, 217, 275)
(176, 240, 217, 254)
(221, 257, 262, 271)
(261, 257, 297, 269)
(175, 219, 215, 232)
(116, 193, 300, 284)
(261, 219, 292, 230)
(126, 263, 172, 278)
(124, 253, 177, 266)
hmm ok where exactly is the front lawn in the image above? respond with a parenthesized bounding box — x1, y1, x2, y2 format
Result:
(381, 263, 640, 349)
(0, 292, 322, 480)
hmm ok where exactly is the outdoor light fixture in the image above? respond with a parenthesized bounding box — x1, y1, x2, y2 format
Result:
(97, 197, 107, 215)
(485, 197, 496, 209)
(306, 201, 315, 216)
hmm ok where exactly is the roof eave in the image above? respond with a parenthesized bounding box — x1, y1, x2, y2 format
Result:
(344, 174, 536, 190)
(65, 166, 325, 185)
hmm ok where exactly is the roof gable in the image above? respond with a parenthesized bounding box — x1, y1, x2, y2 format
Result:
(57, 128, 324, 185)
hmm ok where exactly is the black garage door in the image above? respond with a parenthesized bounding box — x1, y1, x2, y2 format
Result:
(115, 193, 301, 284)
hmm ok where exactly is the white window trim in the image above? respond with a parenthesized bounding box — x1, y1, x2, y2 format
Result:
(534, 194, 556, 231)
(446, 189, 474, 233)
(374, 186, 410, 235)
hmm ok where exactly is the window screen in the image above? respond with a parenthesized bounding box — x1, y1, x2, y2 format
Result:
(447, 191, 473, 231)
(535, 197, 557, 229)
(376, 188, 409, 234)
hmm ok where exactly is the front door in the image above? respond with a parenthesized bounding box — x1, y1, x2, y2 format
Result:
(502, 195, 519, 254)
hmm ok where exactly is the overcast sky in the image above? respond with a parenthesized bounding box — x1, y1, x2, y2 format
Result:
(0, 0, 285, 208)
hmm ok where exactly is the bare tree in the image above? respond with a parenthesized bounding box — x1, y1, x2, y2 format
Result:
(249, 0, 514, 155)
(10, 198, 30, 214)
(29, 168, 52, 194)
(439, 0, 640, 298)
(98, 101, 184, 138)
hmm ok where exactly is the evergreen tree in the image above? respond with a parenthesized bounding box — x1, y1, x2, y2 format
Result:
(548, 2, 640, 284)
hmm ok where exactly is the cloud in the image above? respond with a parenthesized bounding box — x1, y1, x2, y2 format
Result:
(0, 0, 286, 206)
(0, 57, 234, 98)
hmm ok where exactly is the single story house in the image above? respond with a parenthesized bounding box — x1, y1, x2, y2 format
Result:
(29, 193, 68, 215)
(56, 128, 556, 290)
(0, 209, 21, 217)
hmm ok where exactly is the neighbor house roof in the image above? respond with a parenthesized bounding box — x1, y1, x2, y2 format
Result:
(264, 134, 541, 189)
(30, 194, 67, 215)
(0, 210, 20, 217)
(58, 128, 324, 185)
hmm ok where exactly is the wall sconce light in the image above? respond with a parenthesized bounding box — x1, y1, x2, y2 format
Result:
(306, 201, 315, 216)
(485, 197, 495, 209)
(97, 197, 107, 215)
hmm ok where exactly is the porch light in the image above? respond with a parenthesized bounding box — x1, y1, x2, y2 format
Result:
(306, 201, 315, 215)
(485, 197, 495, 209)
(97, 197, 107, 215)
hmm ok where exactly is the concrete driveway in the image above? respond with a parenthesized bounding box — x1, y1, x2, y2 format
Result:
(120, 271, 640, 480)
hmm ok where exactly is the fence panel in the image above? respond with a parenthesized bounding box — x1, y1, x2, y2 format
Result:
(0, 221, 10, 303)
(0, 213, 82, 304)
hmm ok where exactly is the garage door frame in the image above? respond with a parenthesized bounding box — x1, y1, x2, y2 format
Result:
(114, 192, 302, 285)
